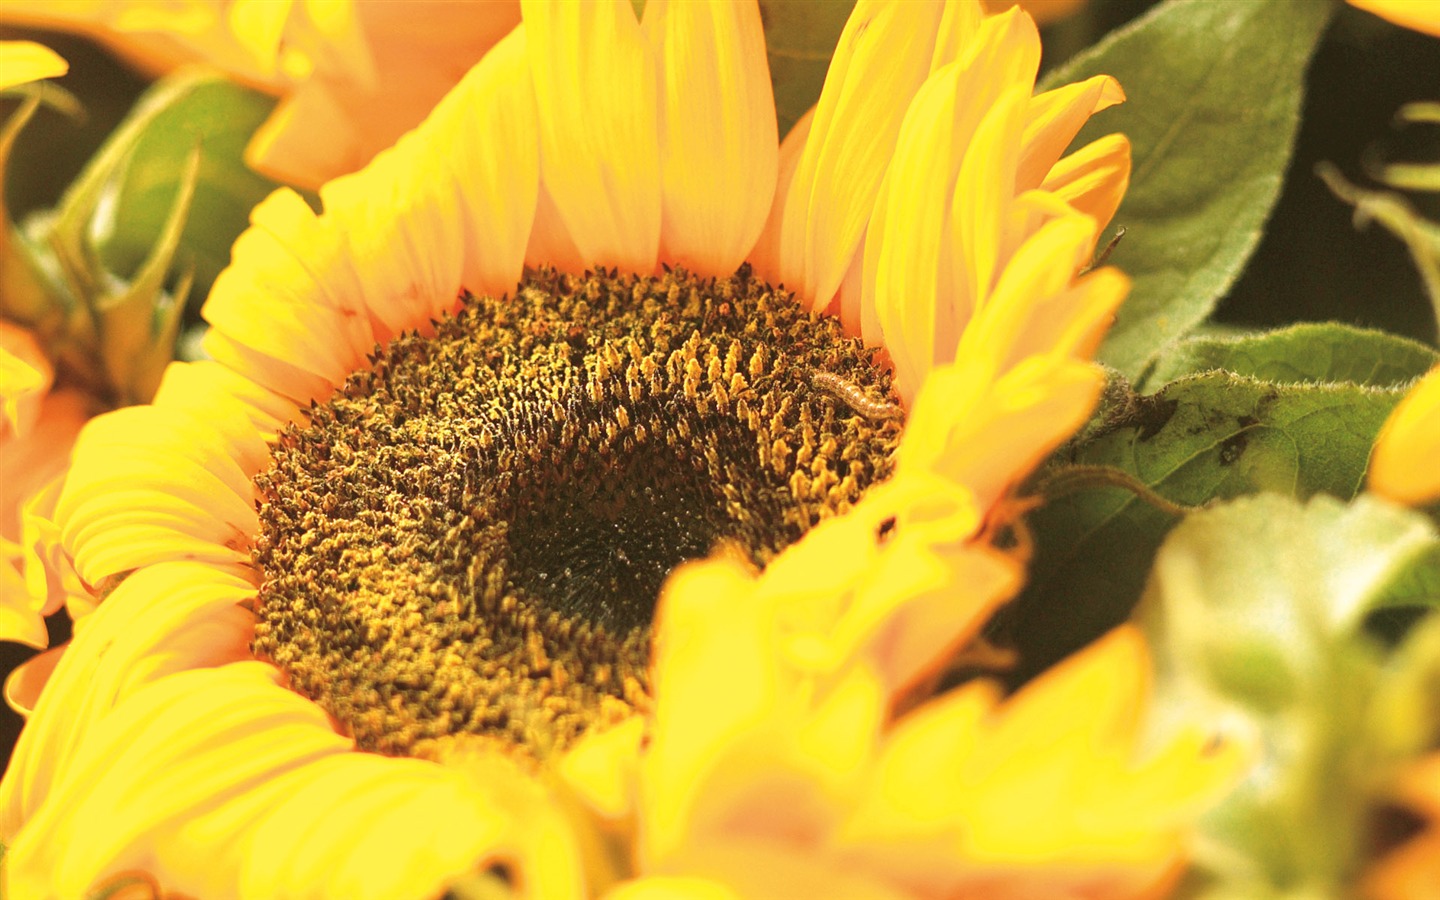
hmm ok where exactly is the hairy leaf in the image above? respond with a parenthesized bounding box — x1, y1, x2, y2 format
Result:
(1000, 371, 1408, 680)
(1144, 322, 1438, 389)
(1040, 0, 1335, 379)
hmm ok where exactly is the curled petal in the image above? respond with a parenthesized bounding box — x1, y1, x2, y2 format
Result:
(58, 401, 259, 584)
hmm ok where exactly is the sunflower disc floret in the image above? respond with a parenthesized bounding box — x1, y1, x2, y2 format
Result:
(251, 266, 903, 761)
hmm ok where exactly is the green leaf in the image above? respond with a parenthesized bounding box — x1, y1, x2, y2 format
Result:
(998, 371, 1408, 681)
(760, 0, 853, 140)
(1038, 0, 1335, 380)
(81, 71, 278, 301)
(1143, 322, 1439, 389)
(1134, 494, 1440, 897)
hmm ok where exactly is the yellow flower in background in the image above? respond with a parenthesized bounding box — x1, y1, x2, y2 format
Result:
(1364, 754, 1440, 900)
(0, 322, 92, 652)
(1350, 0, 1440, 38)
(0, 39, 68, 89)
(1369, 366, 1440, 507)
(1365, 368, 1440, 900)
(0, 0, 520, 187)
(0, 1, 1236, 897)
(0, 43, 96, 655)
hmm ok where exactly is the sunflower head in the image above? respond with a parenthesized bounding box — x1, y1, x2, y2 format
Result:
(0, 3, 1236, 899)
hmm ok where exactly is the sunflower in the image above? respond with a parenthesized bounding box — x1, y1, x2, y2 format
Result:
(1364, 365, 1440, 899)
(2, 1, 1237, 896)
(0, 0, 520, 187)
(1, 41, 98, 656)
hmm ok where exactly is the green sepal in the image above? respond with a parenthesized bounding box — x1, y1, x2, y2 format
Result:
(0, 97, 64, 331)
(1038, 0, 1336, 380)
(1135, 494, 1440, 898)
(77, 69, 278, 305)
(5, 69, 278, 404)
(94, 146, 199, 405)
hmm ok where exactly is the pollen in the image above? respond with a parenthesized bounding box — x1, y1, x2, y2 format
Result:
(251, 267, 903, 763)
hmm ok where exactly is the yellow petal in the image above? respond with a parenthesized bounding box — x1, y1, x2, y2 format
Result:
(16, 475, 87, 632)
(313, 25, 541, 332)
(635, 842, 914, 900)
(1350, 0, 1440, 38)
(758, 475, 1014, 696)
(948, 84, 1032, 365)
(642, 556, 779, 865)
(323, 25, 539, 303)
(931, 0, 985, 72)
(842, 627, 1242, 897)
(248, 1, 522, 188)
(955, 210, 1118, 376)
(607, 876, 743, 900)
(1040, 132, 1132, 231)
(526, 178, 591, 274)
(244, 76, 365, 185)
(443, 27, 540, 300)
(645, 0, 777, 276)
(1019, 73, 1125, 191)
(294, 0, 374, 87)
(560, 715, 646, 825)
(843, 527, 1021, 696)
(226, 0, 293, 77)
(2, 642, 63, 716)
(0, 560, 255, 835)
(152, 359, 298, 450)
(862, 9, 1042, 401)
(57, 403, 258, 585)
(523, 0, 661, 273)
(1364, 754, 1440, 900)
(0, 320, 52, 436)
(317, 137, 467, 340)
(778, 0, 950, 309)
(748, 107, 814, 287)
(1370, 366, 1440, 506)
(986, 0, 1088, 24)
(4, 660, 580, 900)
(1, 388, 90, 643)
(862, 62, 973, 402)
(0, 560, 48, 648)
(203, 189, 378, 395)
(899, 355, 1104, 513)
(0, 40, 68, 90)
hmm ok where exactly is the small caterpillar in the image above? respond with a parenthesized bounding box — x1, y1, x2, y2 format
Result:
(810, 371, 904, 422)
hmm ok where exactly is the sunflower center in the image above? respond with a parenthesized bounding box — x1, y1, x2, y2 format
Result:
(251, 267, 902, 762)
